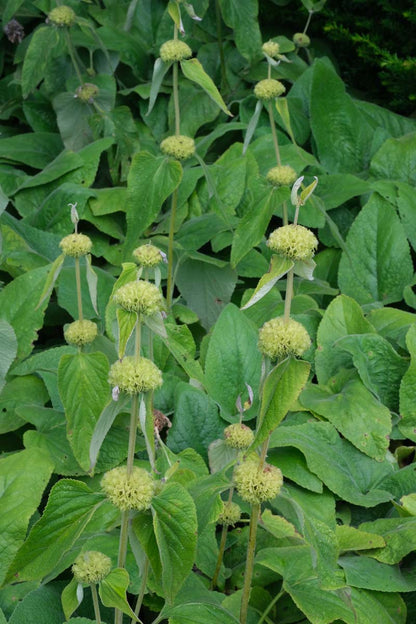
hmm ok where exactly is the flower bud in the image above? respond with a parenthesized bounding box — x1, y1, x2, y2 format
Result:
(267, 224, 318, 261)
(72, 551, 111, 584)
(64, 320, 98, 346)
(293, 33, 311, 48)
(254, 79, 285, 101)
(48, 5, 76, 27)
(75, 83, 99, 103)
(101, 465, 155, 511)
(133, 244, 163, 267)
(160, 39, 192, 62)
(266, 165, 297, 187)
(234, 458, 283, 504)
(59, 233, 92, 258)
(160, 135, 195, 161)
(218, 501, 241, 526)
(108, 356, 162, 394)
(262, 40, 280, 59)
(113, 280, 164, 316)
(258, 317, 311, 360)
(224, 423, 254, 450)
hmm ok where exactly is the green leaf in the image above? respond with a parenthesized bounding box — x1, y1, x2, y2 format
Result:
(180, 59, 232, 117)
(217, 0, 262, 62)
(269, 447, 323, 493)
(125, 152, 182, 257)
(152, 481, 197, 603)
(205, 304, 262, 421)
(0, 448, 53, 586)
(0, 133, 63, 169)
(241, 255, 293, 310)
(8, 585, 65, 624)
(399, 324, 416, 442)
(338, 194, 413, 305)
(315, 174, 371, 210)
(254, 357, 310, 448)
(21, 26, 63, 97)
(243, 99, 262, 153)
(61, 577, 80, 621)
(339, 555, 416, 592)
(300, 378, 391, 461)
(116, 308, 137, 359)
(0, 319, 17, 393)
(164, 323, 204, 384)
(370, 132, 416, 185)
(36, 254, 64, 310)
(148, 57, 172, 115)
(0, 375, 48, 434)
(401, 494, 416, 515)
(58, 353, 110, 472)
(0, 265, 53, 359)
(360, 517, 416, 564)
(6, 480, 104, 583)
(99, 568, 137, 620)
(261, 509, 297, 539)
(85, 255, 98, 316)
(163, 602, 239, 624)
(336, 525, 386, 552)
(269, 422, 393, 507)
(315, 294, 375, 385)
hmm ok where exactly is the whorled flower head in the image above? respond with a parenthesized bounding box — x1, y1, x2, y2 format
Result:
(234, 458, 283, 504)
(160, 135, 195, 161)
(267, 224, 318, 261)
(266, 165, 297, 187)
(113, 280, 164, 316)
(108, 356, 162, 394)
(64, 320, 97, 346)
(72, 551, 111, 584)
(262, 40, 280, 59)
(133, 244, 163, 268)
(218, 501, 242, 526)
(101, 465, 155, 511)
(59, 233, 92, 258)
(76, 83, 99, 103)
(48, 5, 76, 27)
(258, 317, 311, 360)
(160, 39, 192, 62)
(293, 32, 311, 48)
(224, 423, 254, 450)
(254, 78, 285, 101)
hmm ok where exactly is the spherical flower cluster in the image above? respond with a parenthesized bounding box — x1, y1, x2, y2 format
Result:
(113, 280, 164, 316)
(76, 83, 99, 103)
(48, 5, 76, 27)
(267, 224, 318, 261)
(160, 39, 192, 63)
(234, 458, 283, 504)
(266, 165, 297, 187)
(254, 79, 285, 101)
(64, 320, 97, 346)
(108, 356, 162, 394)
(224, 423, 254, 450)
(101, 465, 155, 511)
(59, 233, 92, 258)
(133, 243, 163, 267)
(258, 317, 311, 360)
(218, 501, 241, 526)
(262, 40, 280, 59)
(160, 135, 195, 161)
(293, 33, 311, 48)
(72, 551, 111, 584)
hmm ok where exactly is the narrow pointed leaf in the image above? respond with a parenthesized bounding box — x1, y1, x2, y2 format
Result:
(116, 308, 137, 358)
(241, 255, 293, 309)
(85, 255, 98, 316)
(148, 57, 172, 115)
(243, 100, 262, 154)
(36, 254, 64, 310)
(89, 394, 130, 473)
(99, 568, 138, 620)
(180, 59, 232, 116)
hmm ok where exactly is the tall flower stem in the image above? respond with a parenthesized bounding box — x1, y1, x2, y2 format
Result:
(64, 29, 84, 85)
(215, 0, 229, 93)
(74, 258, 83, 321)
(283, 269, 294, 322)
(258, 589, 285, 624)
(90, 583, 102, 624)
(240, 503, 260, 624)
(267, 102, 281, 167)
(167, 187, 178, 308)
(211, 488, 234, 589)
(132, 557, 150, 624)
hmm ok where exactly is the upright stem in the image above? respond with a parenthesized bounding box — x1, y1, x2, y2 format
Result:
(167, 188, 178, 308)
(74, 258, 83, 321)
(132, 557, 150, 624)
(135, 314, 142, 358)
(303, 10, 313, 34)
(267, 102, 281, 166)
(90, 583, 102, 624)
(173, 61, 180, 136)
(64, 29, 84, 85)
(215, 0, 229, 93)
(240, 503, 260, 624)
(284, 269, 294, 322)
(127, 394, 139, 474)
(211, 488, 234, 589)
(115, 509, 129, 624)
(258, 589, 285, 624)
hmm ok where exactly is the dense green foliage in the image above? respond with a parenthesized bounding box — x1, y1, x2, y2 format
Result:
(0, 1, 416, 623)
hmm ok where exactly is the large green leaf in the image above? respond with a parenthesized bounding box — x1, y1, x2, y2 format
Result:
(8, 584, 64, 624)
(0, 133, 63, 169)
(315, 294, 375, 385)
(180, 59, 231, 117)
(204, 304, 262, 421)
(217, 0, 262, 62)
(58, 352, 110, 472)
(0, 265, 52, 359)
(360, 517, 416, 564)
(163, 602, 239, 624)
(152, 481, 197, 604)
(339, 556, 416, 592)
(370, 132, 416, 185)
(21, 26, 64, 97)
(0, 375, 48, 434)
(0, 448, 53, 586)
(399, 324, 416, 442)
(6, 480, 105, 583)
(0, 319, 17, 393)
(338, 194, 413, 305)
(300, 378, 391, 461)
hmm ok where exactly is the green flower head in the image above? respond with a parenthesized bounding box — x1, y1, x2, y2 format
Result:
(224, 423, 254, 450)
(108, 356, 162, 395)
(48, 5, 76, 27)
(262, 40, 280, 59)
(234, 458, 283, 504)
(59, 233, 92, 258)
(160, 135, 195, 161)
(218, 501, 241, 526)
(133, 243, 164, 267)
(266, 165, 297, 187)
(72, 551, 111, 584)
(160, 39, 192, 62)
(64, 320, 97, 347)
(76, 83, 99, 103)
(254, 78, 285, 101)
(113, 280, 164, 316)
(267, 224, 318, 261)
(258, 317, 311, 360)
(293, 32, 311, 47)
(101, 465, 155, 511)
